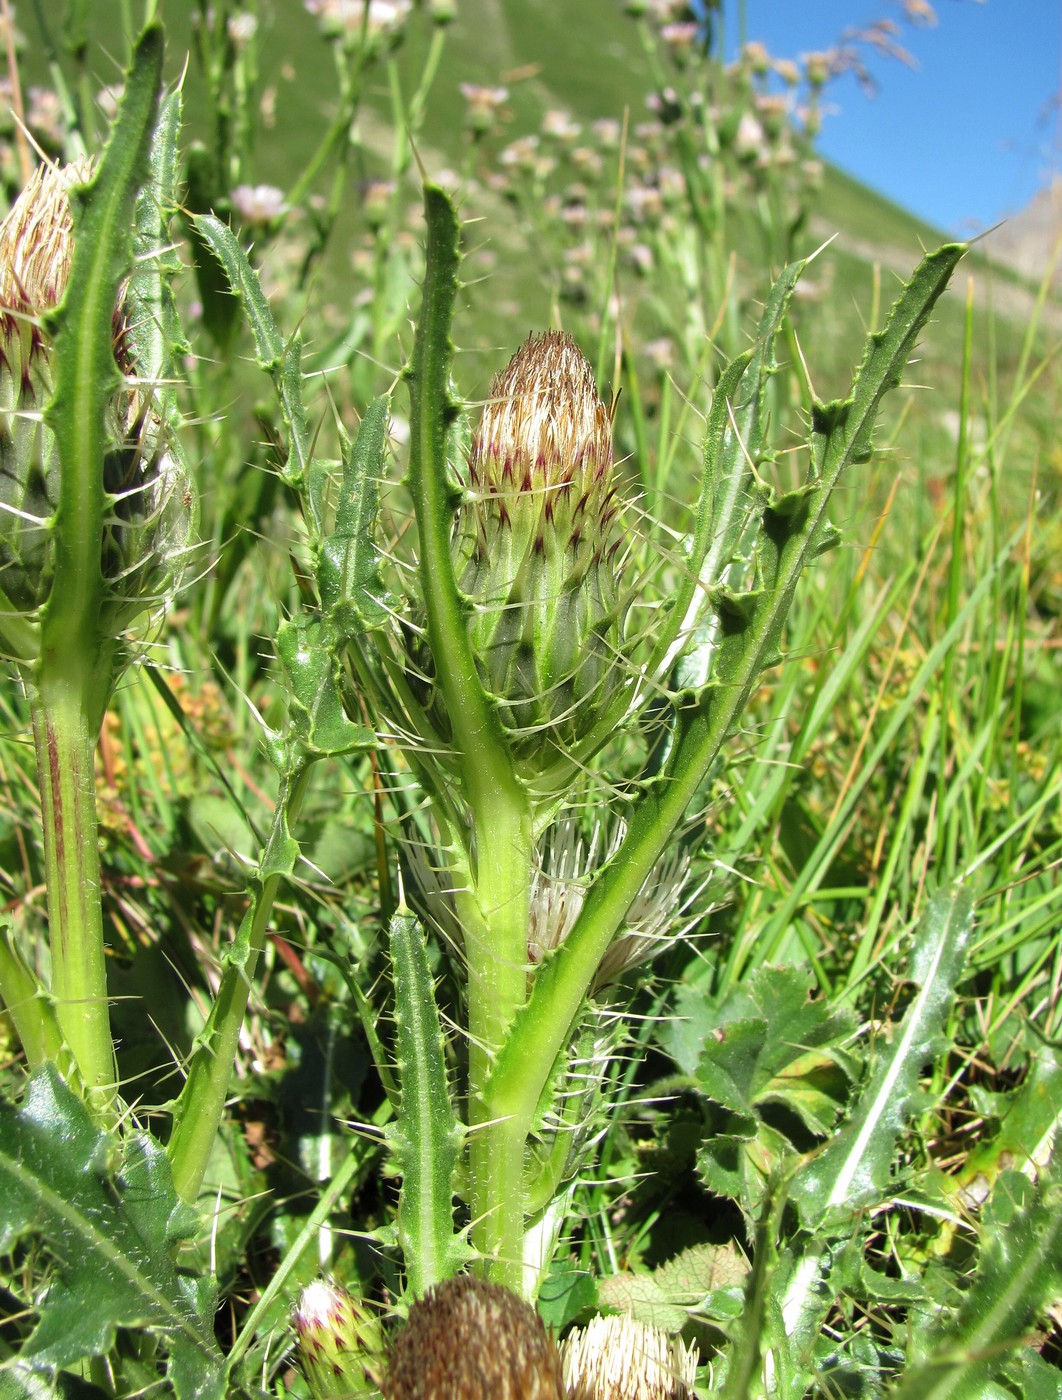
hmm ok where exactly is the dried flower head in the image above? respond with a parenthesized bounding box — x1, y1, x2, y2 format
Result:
(562, 1314, 698, 1400)
(384, 1276, 570, 1400)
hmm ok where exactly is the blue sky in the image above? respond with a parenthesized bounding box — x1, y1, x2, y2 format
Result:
(720, 0, 1061, 236)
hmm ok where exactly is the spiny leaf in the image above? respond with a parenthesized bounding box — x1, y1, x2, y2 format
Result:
(191, 212, 312, 485)
(276, 618, 375, 761)
(43, 24, 163, 664)
(814, 243, 965, 472)
(0, 1066, 225, 1400)
(387, 909, 467, 1296)
(662, 258, 805, 696)
(790, 883, 974, 1229)
(888, 1167, 1062, 1400)
(318, 394, 395, 631)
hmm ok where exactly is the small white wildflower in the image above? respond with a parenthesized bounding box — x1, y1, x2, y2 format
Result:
(227, 12, 258, 46)
(230, 183, 287, 223)
(542, 109, 581, 142)
(733, 111, 766, 159)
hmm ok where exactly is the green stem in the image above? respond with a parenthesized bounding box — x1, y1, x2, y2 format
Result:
(28, 667, 116, 1120)
(0, 919, 75, 1080)
(406, 186, 533, 1285)
(458, 799, 534, 1290)
(167, 765, 312, 1203)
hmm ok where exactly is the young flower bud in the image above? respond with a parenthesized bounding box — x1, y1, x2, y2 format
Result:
(0, 161, 193, 652)
(0, 161, 80, 618)
(384, 1275, 571, 1400)
(561, 1314, 699, 1400)
(294, 1279, 385, 1398)
(450, 332, 627, 770)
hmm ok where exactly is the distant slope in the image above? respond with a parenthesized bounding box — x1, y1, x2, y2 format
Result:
(980, 176, 1062, 287)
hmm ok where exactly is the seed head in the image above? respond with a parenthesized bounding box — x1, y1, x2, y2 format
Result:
(562, 1314, 699, 1400)
(384, 1276, 572, 1400)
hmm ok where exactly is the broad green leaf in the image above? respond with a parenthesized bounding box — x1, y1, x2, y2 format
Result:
(666, 966, 858, 1219)
(0, 1066, 225, 1400)
(888, 1168, 1062, 1400)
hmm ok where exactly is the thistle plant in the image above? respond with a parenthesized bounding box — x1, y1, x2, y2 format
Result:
(261, 182, 968, 1302)
(1, 8, 1059, 1399)
(0, 28, 192, 1117)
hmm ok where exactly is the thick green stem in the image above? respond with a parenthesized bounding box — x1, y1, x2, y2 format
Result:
(459, 798, 533, 1290)
(405, 186, 537, 1284)
(28, 669, 116, 1120)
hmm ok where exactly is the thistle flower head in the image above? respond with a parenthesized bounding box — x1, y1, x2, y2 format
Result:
(294, 1279, 385, 1398)
(561, 1314, 699, 1400)
(448, 332, 629, 777)
(384, 1275, 569, 1400)
(529, 818, 708, 990)
(0, 160, 81, 336)
(0, 159, 194, 649)
(469, 330, 614, 543)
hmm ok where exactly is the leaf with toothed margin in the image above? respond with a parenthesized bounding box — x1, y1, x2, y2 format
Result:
(0, 1067, 225, 1400)
(275, 618, 375, 761)
(387, 909, 468, 1297)
(789, 883, 974, 1231)
(191, 212, 312, 486)
(317, 394, 395, 632)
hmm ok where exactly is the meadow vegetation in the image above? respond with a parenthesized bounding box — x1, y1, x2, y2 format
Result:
(0, 2, 1059, 1397)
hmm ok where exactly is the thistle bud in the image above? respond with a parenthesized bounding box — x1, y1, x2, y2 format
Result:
(0, 161, 193, 653)
(451, 332, 627, 769)
(384, 1276, 570, 1400)
(294, 1279, 385, 1398)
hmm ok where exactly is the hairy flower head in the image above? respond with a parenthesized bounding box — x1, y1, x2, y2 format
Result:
(0, 159, 194, 651)
(447, 331, 629, 781)
(294, 1279, 385, 1398)
(562, 1314, 698, 1400)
